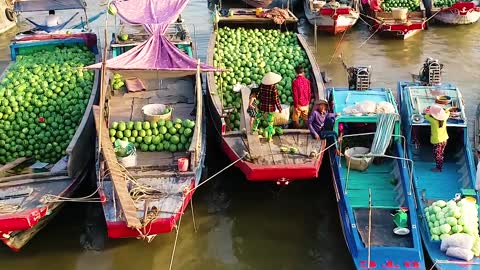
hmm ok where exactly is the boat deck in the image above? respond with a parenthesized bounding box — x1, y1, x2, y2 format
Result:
(107, 77, 194, 168)
(342, 159, 401, 209)
(225, 132, 325, 165)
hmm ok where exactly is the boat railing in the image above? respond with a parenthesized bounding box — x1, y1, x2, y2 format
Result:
(340, 132, 416, 199)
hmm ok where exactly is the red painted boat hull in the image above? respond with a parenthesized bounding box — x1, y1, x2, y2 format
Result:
(101, 180, 195, 239)
(220, 137, 326, 182)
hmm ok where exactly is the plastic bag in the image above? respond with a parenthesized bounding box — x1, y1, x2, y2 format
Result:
(446, 247, 474, 261)
(357, 101, 376, 114)
(376, 101, 396, 114)
(114, 140, 135, 158)
(441, 233, 474, 251)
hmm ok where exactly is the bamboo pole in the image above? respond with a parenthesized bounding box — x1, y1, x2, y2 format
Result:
(195, 59, 202, 166)
(97, 27, 109, 180)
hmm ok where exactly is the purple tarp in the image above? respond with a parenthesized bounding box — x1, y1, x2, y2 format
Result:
(86, 0, 218, 75)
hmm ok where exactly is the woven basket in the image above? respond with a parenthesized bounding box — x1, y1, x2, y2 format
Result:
(344, 147, 371, 171)
(142, 104, 173, 122)
(273, 104, 291, 126)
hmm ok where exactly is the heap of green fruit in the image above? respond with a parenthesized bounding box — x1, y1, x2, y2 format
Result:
(109, 118, 195, 153)
(381, 0, 420, 12)
(0, 45, 95, 164)
(111, 73, 125, 90)
(213, 27, 313, 131)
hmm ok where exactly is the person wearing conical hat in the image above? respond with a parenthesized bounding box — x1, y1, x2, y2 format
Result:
(308, 99, 337, 140)
(252, 72, 283, 142)
(425, 104, 450, 172)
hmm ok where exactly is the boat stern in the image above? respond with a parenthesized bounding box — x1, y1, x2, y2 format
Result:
(353, 247, 425, 269)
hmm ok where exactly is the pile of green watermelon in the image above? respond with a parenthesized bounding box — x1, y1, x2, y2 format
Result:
(109, 118, 195, 153)
(381, 0, 420, 12)
(0, 45, 95, 165)
(111, 73, 125, 90)
(213, 27, 313, 131)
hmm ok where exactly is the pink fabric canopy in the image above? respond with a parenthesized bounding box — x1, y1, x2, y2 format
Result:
(86, 0, 217, 75)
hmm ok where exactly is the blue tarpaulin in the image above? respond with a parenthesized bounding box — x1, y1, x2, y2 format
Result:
(14, 0, 86, 12)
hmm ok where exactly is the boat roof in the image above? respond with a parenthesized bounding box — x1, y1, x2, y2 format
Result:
(14, 0, 86, 12)
(329, 87, 401, 136)
(398, 81, 467, 127)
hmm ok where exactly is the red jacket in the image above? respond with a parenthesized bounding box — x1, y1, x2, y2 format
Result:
(292, 74, 311, 107)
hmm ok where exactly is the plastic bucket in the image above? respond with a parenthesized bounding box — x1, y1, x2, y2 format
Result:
(118, 151, 137, 167)
(178, 158, 189, 172)
(142, 104, 173, 122)
(344, 147, 371, 171)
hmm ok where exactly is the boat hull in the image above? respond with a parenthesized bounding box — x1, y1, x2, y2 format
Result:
(304, 0, 359, 34)
(0, 34, 100, 251)
(434, 6, 480, 24)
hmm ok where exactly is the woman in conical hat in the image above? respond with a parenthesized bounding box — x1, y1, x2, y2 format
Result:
(252, 72, 283, 142)
(425, 104, 450, 172)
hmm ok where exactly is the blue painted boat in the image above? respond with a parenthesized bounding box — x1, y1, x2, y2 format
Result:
(327, 67, 425, 269)
(398, 58, 480, 269)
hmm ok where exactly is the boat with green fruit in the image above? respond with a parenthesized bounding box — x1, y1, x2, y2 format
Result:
(89, 0, 215, 240)
(398, 58, 480, 269)
(327, 65, 425, 269)
(0, 0, 99, 251)
(207, 7, 327, 183)
(361, 0, 427, 39)
(423, 0, 480, 25)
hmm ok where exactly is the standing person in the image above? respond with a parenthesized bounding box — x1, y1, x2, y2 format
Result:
(247, 87, 259, 128)
(291, 66, 311, 128)
(425, 104, 450, 172)
(45, 10, 62, 27)
(308, 99, 338, 140)
(252, 72, 282, 142)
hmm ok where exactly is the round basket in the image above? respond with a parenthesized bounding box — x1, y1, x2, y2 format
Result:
(344, 147, 371, 171)
(392, 7, 408, 21)
(435, 95, 451, 105)
(142, 104, 172, 122)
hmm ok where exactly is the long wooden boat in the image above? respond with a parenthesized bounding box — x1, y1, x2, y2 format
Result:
(207, 8, 327, 183)
(424, 0, 480, 24)
(361, 2, 427, 39)
(327, 76, 425, 269)
(0, 31, 100, 251)
(93, 23, 207, 239)
(398, 60, 480, 269)
(304, 0, 360, 34)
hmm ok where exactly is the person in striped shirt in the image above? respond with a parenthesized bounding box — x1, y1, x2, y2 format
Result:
(252, 72, 283, 142)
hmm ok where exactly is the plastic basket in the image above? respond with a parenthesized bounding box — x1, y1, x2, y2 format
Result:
(273, 104, 291, 126)
(142, 104, 173, 122)
(344, 147, 372, 171)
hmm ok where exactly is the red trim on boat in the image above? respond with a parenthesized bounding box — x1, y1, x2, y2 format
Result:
(0, 207, 48, 232)
(319, 7, 352, 16)
(221, 138, 325, 181)
(440, 1, 480, 14)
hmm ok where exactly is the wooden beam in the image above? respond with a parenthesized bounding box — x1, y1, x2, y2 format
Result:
(240, 87, 263, 159)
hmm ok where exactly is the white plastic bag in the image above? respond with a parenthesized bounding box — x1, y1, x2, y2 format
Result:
(446, 247, 474, 261)
(375, 101, 396, 114)
(441, 233, 474, 251)
(357, 101, 376, 114)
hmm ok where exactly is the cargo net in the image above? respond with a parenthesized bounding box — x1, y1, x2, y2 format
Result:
(419, 58, 442, 86)
(348, 66, 371, 91)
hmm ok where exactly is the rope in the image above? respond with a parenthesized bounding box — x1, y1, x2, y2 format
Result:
(190, 199, 197, 233)
(358, 23, 383, 49)
(328, 27, 349, 64)
(0, 203, 23, 214)
(357, 14, 373, 28)
(425, 9, 442, 23)
(168, 208, 183, 270)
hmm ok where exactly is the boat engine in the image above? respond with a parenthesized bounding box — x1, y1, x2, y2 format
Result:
(419, 57, 443, 86)
(347, 66, 371, 90)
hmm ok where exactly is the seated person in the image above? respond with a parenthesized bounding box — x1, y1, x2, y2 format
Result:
(308, 99, 338, 140)
(45, 10, 62, 27)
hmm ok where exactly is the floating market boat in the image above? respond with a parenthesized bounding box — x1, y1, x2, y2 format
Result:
(207, 7, 327, 183)
(327, 65, 425, 269)
(304, 0, 360, 34)
(424, 0, 480, 24)
(398, 58, 480, 269)
(89, 0, 216, 239)
(0, 0, 16, 34)
(0, 0, 99, 251)
(361, 0, 427, 39)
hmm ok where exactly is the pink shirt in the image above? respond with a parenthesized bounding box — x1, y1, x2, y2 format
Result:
(292, 74, 311, 107)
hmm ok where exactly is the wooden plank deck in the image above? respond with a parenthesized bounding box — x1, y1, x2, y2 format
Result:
(240, 87, 263, 159)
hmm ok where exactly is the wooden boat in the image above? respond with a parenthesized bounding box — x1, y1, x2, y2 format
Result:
(240, 0, 300, 8)
(0, 0, 16, 34)
(242, 0, 274, 8)
(215, 7, 299, 29)
(424, 0, 480, 24)
(304, 0, 360, 34)
(398, 58, 480, 269)
(0, 32, 99, 251)
(327, 66, 425, 269)
(207, 8, 328, 183)
(361, 1, 427, 39)
(93, 21, 208, 239)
